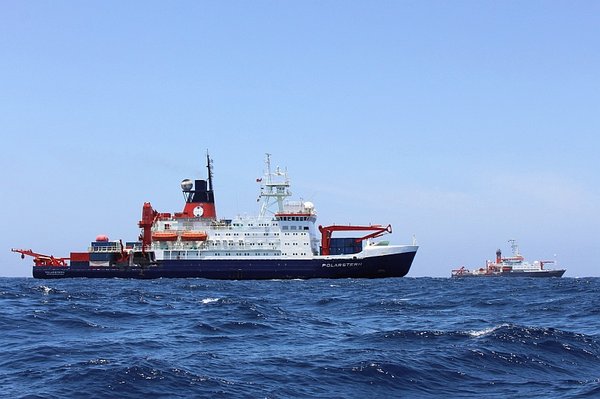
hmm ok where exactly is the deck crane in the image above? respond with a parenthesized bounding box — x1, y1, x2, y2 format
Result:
(11, 249, 69, 266)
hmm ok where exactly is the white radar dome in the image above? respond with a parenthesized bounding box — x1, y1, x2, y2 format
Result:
(181, 179, 193, 191)
(303, 201, 314, 210)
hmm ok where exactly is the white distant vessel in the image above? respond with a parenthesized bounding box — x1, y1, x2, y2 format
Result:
(451, 240, 565, 278)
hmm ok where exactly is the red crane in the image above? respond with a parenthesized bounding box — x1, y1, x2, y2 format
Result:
(11, 249, 69, 267)
(138, 202, 158, 251)
(318, 224, 392, 256)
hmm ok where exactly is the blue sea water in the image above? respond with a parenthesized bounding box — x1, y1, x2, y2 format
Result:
(1, 277, 599, 398)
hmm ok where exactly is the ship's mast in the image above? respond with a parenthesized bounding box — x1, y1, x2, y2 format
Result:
(207, 150, 214, 192)
(509, 239, 520, 256)
(258, 153, 291, 217)
(179, 150, 217, 219)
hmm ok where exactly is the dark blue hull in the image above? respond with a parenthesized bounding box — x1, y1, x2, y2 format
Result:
(32, 251, 417, 279)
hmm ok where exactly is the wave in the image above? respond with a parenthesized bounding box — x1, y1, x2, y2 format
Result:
(1, 277, 600, 398)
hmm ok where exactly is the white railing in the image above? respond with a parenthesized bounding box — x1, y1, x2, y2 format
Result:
(88, 245, 121, 252)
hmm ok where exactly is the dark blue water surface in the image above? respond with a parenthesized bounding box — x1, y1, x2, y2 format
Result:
(1, 277, 599, 398)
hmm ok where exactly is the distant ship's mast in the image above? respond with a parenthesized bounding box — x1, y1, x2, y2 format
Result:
(509, 239, 520, 256)
(258, 153, 291, 217)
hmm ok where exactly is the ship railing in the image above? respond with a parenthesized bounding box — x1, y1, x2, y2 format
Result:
(89, 245, 122, 252)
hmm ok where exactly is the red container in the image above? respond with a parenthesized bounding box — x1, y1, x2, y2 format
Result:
(70, 252, 90, 262)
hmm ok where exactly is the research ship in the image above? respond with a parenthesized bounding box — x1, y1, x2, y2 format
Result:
(13, 154, 418, 279)
(451, 240, 565, 278)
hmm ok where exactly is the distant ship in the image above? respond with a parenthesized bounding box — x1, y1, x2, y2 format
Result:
(12, 153, 418, 279)
(451, 240, 566, 278)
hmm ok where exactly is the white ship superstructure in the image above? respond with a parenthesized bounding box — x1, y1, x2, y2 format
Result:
(149, 154, 320, 261)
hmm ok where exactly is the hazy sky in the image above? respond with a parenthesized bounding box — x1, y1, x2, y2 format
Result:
(2, 1, 599, 277)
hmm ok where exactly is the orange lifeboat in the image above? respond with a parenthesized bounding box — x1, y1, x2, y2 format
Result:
(181, 231, 208, 241)
(152, 231, 178, 241)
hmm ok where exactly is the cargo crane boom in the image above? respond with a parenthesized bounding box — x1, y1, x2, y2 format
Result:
(11, 248, 69, 266)
(318, 224, 392, 256)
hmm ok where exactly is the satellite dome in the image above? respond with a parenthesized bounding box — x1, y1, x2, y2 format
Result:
(181, 179, 193, 192)
(303, 201, 314, 210)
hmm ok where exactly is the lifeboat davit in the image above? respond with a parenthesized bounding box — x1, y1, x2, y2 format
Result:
(152, 231, 178, 241)
(181, 231, 208, 241)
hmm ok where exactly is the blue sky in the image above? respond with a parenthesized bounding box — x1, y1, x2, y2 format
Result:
(1, 1, 599, 277)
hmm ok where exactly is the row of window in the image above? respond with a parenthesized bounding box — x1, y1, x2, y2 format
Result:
(217, 232, 281, 237)
(164, 251, 312, 258)
(208, 252, 310, 257)
(211, 242, 278, 246)
(210, 252, 277, 256)
(214, 231, 310, 236)
(231, 222, 278, 227)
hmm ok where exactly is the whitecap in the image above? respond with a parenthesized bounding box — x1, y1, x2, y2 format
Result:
(201, 297, 219, 304)
(468, 323, 510, 338)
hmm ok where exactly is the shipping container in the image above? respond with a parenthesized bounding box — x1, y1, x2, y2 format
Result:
(69, 261, 89, 269)
(89, 252, 117, 261)
(70, 252, 90, 262)
(329, 238, 362, 255)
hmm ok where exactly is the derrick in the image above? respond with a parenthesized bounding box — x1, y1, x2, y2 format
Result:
(318, 224, 392, 256)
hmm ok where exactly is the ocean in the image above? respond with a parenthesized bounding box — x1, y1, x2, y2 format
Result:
(1, 277, 599, 398)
